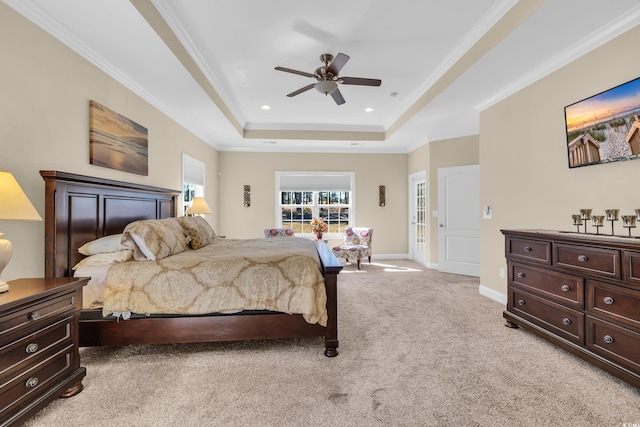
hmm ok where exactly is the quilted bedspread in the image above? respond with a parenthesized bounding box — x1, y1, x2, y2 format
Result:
(102, 237, 328, 326)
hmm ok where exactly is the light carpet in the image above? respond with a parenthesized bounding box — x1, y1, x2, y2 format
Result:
(25, 260, 640, 426)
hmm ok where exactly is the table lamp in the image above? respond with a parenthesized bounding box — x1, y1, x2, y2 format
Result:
(0, 171, 42, 292)
(186, 197, 211, 216)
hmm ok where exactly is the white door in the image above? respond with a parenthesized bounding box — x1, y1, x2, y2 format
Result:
(409, 171, 427, 265)
(437, 165, 480, 276)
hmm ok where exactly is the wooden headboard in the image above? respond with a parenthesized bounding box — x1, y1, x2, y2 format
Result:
(40, 171, 181, 278)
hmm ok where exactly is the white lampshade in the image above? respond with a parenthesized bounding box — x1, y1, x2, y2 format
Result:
(186, 197, 212, 215)
(0, 171, 42, 292)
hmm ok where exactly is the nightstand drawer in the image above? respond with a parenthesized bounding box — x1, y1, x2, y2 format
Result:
(510, 262, 583, 308)
(506, 237, 551, 264)
(510, 288, 584, 344)
(0, 316, 73, 379)
(587, 316, 640, 374)
(587, 280, 640, 330)
(554, 244, 620, 279)
(0, 344, 74, 416)
(0, 292, 77, 342)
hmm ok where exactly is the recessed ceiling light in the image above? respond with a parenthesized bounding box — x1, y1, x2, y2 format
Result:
(262, 141, 277, 144)
(261, 105, 271, 110)
(364, 107, 374, 112)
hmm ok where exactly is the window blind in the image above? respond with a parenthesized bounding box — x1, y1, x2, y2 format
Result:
(278, 173, 352, 192)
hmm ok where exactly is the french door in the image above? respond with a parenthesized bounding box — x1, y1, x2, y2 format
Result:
(409, 171, 427, 265)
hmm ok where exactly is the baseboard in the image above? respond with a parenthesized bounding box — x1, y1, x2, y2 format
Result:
(371, 253, 409, 260)
(479, 284, 507, 305)
(426, 262, 438, 270)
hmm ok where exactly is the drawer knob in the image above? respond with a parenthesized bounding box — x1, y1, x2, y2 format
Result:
(517, 272, 525, 278)
(603, 335, 614, 344)
(523, 246, 532, 252)
(29, 311, 41, 320)
(517, 299, 525, 306)
(25, 377, 39, 388)
(577, 255, 588, 262)
(603, 296, 614, 305)
(561, 284, 570, 292)
(562, 318, 571, 325)
(25, 343, 39, 354)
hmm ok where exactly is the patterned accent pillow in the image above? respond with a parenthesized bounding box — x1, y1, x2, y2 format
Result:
(121, 218, 188, 260)
(177, 216, 217, 250)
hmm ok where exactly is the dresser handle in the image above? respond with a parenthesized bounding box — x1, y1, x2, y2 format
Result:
(603, 335, 614, 344)
(517, 299, 525, 306)
(29, 312, 41, 320)
(562, 318, 571, 325)
(577, 255, 588, 262)
(25, 377, 39, 388)
(517, 272, 525, 278)
(25, 343, 39, 354)
(603, 296, 614, 305)
(523, 246, 531, 252)
(561, 284, 570, 292)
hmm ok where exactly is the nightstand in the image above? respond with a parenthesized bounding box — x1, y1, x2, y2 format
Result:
(0, 277, 88, 426)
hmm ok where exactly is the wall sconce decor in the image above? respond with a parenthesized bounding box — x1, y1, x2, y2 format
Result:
(379, 185, 386, 207)
(243, 185, 251, 207)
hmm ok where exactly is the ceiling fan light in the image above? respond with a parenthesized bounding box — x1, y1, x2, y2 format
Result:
(315, 80, 338, 95)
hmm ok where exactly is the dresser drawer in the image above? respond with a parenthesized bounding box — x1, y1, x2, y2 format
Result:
(554, 243, 620, 279)
(0, 292, 77, 343)
(510, 262, 583, 308)
(623, 250, 640, 288)
(587, 280, 640, 330)
(506, 237, 551, 264)
(587, 316, 640, 374)
(510, 288, 584, 344)
(0, 345, 74, 416)
(0, 316, 73, 380)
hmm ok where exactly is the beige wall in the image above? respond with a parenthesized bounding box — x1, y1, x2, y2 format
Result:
(218, 152, 408, 255)
(0, 4, 218, 281)
(408, 135, 480, 265)
(480, 24, 640, 296)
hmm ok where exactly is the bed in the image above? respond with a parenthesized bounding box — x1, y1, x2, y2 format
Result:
(40, 170, 342, 356)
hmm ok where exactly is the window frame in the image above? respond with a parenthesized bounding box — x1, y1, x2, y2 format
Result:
(275, 171, 355, 239)
(182, 154, 205, 215)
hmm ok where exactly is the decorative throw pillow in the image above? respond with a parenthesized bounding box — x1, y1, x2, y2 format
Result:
(121, 218, 188, 260)
(177, 216, 217, 250)
(78, 234, 128, 255)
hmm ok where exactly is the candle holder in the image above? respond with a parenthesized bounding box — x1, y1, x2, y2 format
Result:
(592, 215, 605, 234)
(636, 209, 640, 222)
(605, 209, 619, 236)
(571, 214, 583, 232)
(622, 215, 637, 237)
(579, 209, 592, 233)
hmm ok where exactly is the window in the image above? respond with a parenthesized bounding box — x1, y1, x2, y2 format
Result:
(182, 154, 205, 215)
(276, 172, 354, 237)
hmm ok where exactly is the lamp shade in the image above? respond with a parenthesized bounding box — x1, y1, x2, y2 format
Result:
(0, 172, 42, 221)
(186, 197, 212, 215)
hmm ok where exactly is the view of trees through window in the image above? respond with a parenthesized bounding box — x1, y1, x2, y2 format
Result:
(280, 191, 350, 234)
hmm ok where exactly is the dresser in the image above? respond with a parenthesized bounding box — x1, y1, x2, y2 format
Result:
(502, 230, 640, 389)
(0, 277, 88, 426)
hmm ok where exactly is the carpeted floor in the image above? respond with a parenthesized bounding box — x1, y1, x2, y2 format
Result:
(24, 260, 640, 426)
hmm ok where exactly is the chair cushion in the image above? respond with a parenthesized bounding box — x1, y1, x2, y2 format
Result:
(332, 244, 371, 259)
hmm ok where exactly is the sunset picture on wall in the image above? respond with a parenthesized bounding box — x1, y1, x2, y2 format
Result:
(89, 100, 148, 175)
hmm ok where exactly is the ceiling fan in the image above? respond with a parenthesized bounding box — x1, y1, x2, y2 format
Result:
(275, 53, 382, 105)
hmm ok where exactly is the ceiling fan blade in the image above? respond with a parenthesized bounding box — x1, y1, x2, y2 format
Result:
(331, 88, 346, 105)
(275, 66, 316, 79)
(340, 77, 382, 86)
(287, 84, 315, 97)
(327, 53, 350, 75)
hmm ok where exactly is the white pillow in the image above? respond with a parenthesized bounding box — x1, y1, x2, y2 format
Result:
(72, 249, 133, 270)
(78, 234, 128, 255)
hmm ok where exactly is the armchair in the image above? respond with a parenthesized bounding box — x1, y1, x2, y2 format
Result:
(332, 227, 373, 269)
(264, 228, 295, 238)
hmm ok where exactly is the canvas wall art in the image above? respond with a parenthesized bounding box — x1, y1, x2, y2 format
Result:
(89, 100, 148, 175)
(564, 76, 640, 168)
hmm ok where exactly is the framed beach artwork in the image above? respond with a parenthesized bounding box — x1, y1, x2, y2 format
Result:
(564, 76, 640, 168)
(89, 100, 148, 175)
